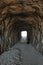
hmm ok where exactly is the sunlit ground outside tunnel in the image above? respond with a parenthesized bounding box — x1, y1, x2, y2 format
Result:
(20, 31, 27, 43)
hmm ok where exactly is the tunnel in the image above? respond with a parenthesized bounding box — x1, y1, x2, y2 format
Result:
(0, 0, 43, 55)
(0, 13, 42, 55)
(0, 13, 42, 54)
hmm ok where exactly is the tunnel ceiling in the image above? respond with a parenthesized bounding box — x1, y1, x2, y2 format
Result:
(13, 21, 32, 31)
(0, 0, 43, 34)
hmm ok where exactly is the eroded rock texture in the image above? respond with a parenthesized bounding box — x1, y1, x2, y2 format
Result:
(0, 0, 43, 54)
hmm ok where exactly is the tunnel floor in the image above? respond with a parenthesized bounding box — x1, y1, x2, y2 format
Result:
(0, 43, 43, 65)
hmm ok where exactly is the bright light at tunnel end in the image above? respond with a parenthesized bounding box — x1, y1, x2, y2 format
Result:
(21, 31, 27, 38)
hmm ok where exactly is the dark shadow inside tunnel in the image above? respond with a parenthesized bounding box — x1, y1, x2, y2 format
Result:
(14, 21, 32, 44)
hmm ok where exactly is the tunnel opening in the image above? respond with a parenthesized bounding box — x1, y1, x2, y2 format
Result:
(20, 31, 27, 43)
(13, 21, 32, 44)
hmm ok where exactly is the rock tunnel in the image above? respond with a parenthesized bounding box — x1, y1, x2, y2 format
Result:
(0, 0, 43, 55)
